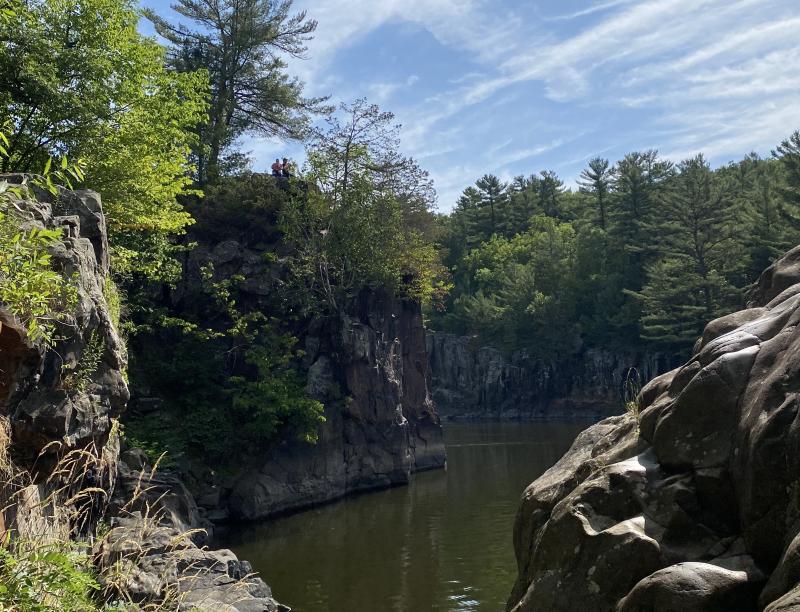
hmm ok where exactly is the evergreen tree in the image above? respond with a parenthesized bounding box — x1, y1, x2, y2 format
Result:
(633, 155, 739, 347)
(146, 0, 330, 184)
(538, 170, 565, 218)
(507, 174, 541, 233)
(578, 157, 612, 230)
(610, 150, 673, 250)
(774, 130, 800, 223)
(475, 174, 508, 237)
(724, 155, 787, 279)
(450, 186, 483, 258)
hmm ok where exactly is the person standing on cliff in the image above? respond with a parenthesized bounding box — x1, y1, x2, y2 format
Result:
(281, 157, 293, 178)
(271, 158, 282, 177)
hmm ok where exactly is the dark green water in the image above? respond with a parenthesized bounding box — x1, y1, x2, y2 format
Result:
(223, 421, 590, 612)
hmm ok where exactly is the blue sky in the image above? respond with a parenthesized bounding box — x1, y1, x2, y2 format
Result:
(141, 0, 800, 212)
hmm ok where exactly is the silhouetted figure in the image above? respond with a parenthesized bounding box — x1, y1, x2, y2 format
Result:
(282, 157, 293, 178)
(271, 158, 282, 177)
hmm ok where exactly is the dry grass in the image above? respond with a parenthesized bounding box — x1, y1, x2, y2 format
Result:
(623, 368, 642, 422)
(0, 421, 262, 611)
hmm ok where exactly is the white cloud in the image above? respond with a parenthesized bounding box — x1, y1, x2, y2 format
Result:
(546, 0, 640, 22)
(290, 0, 519, 88)
(271, 0, 800, 209)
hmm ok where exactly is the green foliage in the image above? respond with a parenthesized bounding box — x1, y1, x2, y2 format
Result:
(187, 172, 289, 246)
(229, 337, 325, 445)
(432, 131, 800, 357)
(103, 279, 123, 333)
(0, 537, 99, 611)
(145, 0, 329, 185)
(0, 132, 85, 345)
(0, 0, 208, 280)
(127, 264, 325, 465)
(442, 215, 577, 355)
(0, 203, 76, 344)
(629, 155, 741, 346)
(282, 99, 447, 313)
(61, 331, 105, 393)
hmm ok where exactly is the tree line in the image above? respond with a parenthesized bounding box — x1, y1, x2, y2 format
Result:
(4, 0, 800, 459)
(1, 0, 446, 462)
(431, 138, 800, 357)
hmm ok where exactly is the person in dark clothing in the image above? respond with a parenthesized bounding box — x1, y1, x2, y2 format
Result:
(271, 158, 282, 177)
(281, 157, 293, 178)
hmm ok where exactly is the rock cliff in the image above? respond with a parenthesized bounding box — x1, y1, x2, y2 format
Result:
(225, 285, 446, 520)
(0, 177, 280, 611)
(427, 331, 673, 419)
(507, 244, 800, 612)
(1, 175, 127, 534)
(145, 236, 446, 521)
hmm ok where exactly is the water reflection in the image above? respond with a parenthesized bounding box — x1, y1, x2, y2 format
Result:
(222, 421, 592, 612)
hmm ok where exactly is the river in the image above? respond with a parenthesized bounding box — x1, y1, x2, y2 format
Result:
(223, 420, 592, 612)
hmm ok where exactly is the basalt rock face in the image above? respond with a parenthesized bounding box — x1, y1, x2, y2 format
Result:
(0, 176, 127, 539)
(427, 331, 673, 419)
(226, 286, 446, 520)
(96, 448, 285, 612)
(0, 178, 280, 611)
(507, 244, 800, 612)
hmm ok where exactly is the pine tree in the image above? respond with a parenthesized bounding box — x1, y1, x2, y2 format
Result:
(724, 155, 788, 280)
(475, 174, 508, 237)
(632, 155, 739, 347)
(578, 157, 612, 230)
(610, 150, 673, 250)
(538, 170, 565, 218)
(507, 174, 541, 233)
(774, 131, 800, 223)
(146, 0, 330, 184)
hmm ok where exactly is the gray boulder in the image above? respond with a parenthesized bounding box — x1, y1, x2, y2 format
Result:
(508, 244, 800, 611)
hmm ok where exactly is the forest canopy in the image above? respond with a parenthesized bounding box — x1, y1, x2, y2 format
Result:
(430, 136, 800, 356)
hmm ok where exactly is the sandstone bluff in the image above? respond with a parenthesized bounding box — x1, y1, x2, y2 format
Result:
(508, 244, 800, 611)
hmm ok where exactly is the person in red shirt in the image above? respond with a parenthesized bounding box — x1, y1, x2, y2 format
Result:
(271, 158, 282, 177)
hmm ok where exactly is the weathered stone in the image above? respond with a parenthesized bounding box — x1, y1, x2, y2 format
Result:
(226, 287, 445, 520)
(508, 244, 800, 612)
(0, 177, 283, 610)
(427, 331, 675, 419)
(617, 556, 764, 612)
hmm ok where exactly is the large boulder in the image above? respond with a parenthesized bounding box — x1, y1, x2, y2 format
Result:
(508, 244, 800, 611)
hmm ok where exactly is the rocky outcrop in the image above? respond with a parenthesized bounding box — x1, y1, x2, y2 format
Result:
(507, 244, 800, 612)
(96, 449, 285, 611)
(0, 177, 280, 610)
(0, 175, 127, 536)
(427, 331, 673, 419)
(225, 287, 446, 520)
